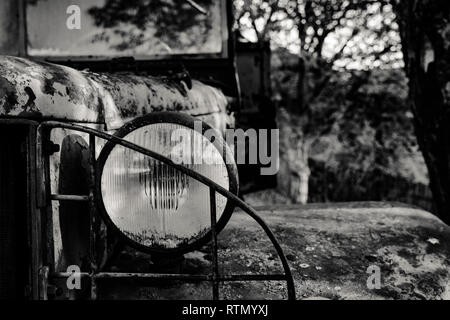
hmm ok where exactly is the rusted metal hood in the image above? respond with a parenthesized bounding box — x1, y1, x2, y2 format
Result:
(0, 55, 228, 129)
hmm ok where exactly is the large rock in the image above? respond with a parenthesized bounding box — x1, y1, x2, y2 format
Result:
(276, 108, 310, 204)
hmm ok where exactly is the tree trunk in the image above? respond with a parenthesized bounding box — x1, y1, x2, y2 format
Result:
(395, 0, 450, 224)
(297, 55, 307, 115)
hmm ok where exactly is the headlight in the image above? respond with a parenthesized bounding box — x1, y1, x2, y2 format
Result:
(97, 112, 239, 254)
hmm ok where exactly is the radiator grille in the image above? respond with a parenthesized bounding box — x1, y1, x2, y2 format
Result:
(0, 126, 28, 300)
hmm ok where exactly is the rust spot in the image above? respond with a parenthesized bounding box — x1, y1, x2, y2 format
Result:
(24, 86, 36, 110)
(0, 76, 18, 113)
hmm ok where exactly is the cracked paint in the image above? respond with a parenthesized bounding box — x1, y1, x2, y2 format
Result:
(0, 55, 229, 130)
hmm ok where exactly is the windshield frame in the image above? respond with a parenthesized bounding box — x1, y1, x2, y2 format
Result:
(23, 0, 230, 62)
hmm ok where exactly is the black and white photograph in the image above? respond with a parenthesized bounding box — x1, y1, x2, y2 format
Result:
(0, 0, 449, 310)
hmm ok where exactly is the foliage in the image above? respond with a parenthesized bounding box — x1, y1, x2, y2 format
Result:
(272, 49, 427, 183)
(236, 0, 427, 204)
(235, 0, 403, 69)
(235, 0, 284, 42)
(87, 0, 217, 52)
(28, 0, 221, 54)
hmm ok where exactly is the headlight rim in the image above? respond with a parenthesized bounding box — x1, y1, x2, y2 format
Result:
(96, 111, 239, 256)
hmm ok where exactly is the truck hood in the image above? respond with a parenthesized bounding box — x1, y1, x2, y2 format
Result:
(0, 55, 228, 130)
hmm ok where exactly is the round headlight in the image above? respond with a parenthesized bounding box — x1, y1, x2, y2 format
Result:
(97, 112, 239, 254)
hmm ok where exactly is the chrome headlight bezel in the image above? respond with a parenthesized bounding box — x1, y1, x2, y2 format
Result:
(96, 112, 239, 255)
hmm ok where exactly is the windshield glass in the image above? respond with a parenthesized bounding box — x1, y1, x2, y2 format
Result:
(26, 0, 225, 58)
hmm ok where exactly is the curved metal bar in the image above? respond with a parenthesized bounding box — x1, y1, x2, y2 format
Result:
(37, 121, 296, 300)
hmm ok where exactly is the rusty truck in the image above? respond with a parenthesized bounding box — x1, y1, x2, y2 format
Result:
(0, 0, 295, 300)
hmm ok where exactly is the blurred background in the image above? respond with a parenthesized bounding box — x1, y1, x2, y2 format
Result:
(233, 0, 434, 213)
(1, 0, 444, 216)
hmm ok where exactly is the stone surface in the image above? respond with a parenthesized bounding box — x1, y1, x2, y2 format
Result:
(99, 202, 450, 300)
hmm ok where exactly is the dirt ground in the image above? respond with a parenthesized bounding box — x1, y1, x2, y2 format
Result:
(99, 200, 450, 300)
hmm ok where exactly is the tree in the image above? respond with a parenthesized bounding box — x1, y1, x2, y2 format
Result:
(281, 0, 402, 111)
(236, 0, 402, 107)
(393, 0, 450, 225)
(235, 0, 284, 42)
(236, 0, 403, 203)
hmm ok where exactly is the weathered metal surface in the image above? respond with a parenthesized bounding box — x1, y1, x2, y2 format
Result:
(0, 55, 229, 130)
(95, 202, 450, 300)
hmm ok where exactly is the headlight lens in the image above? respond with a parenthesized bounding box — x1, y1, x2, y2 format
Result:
(98, 113, 238, 253)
